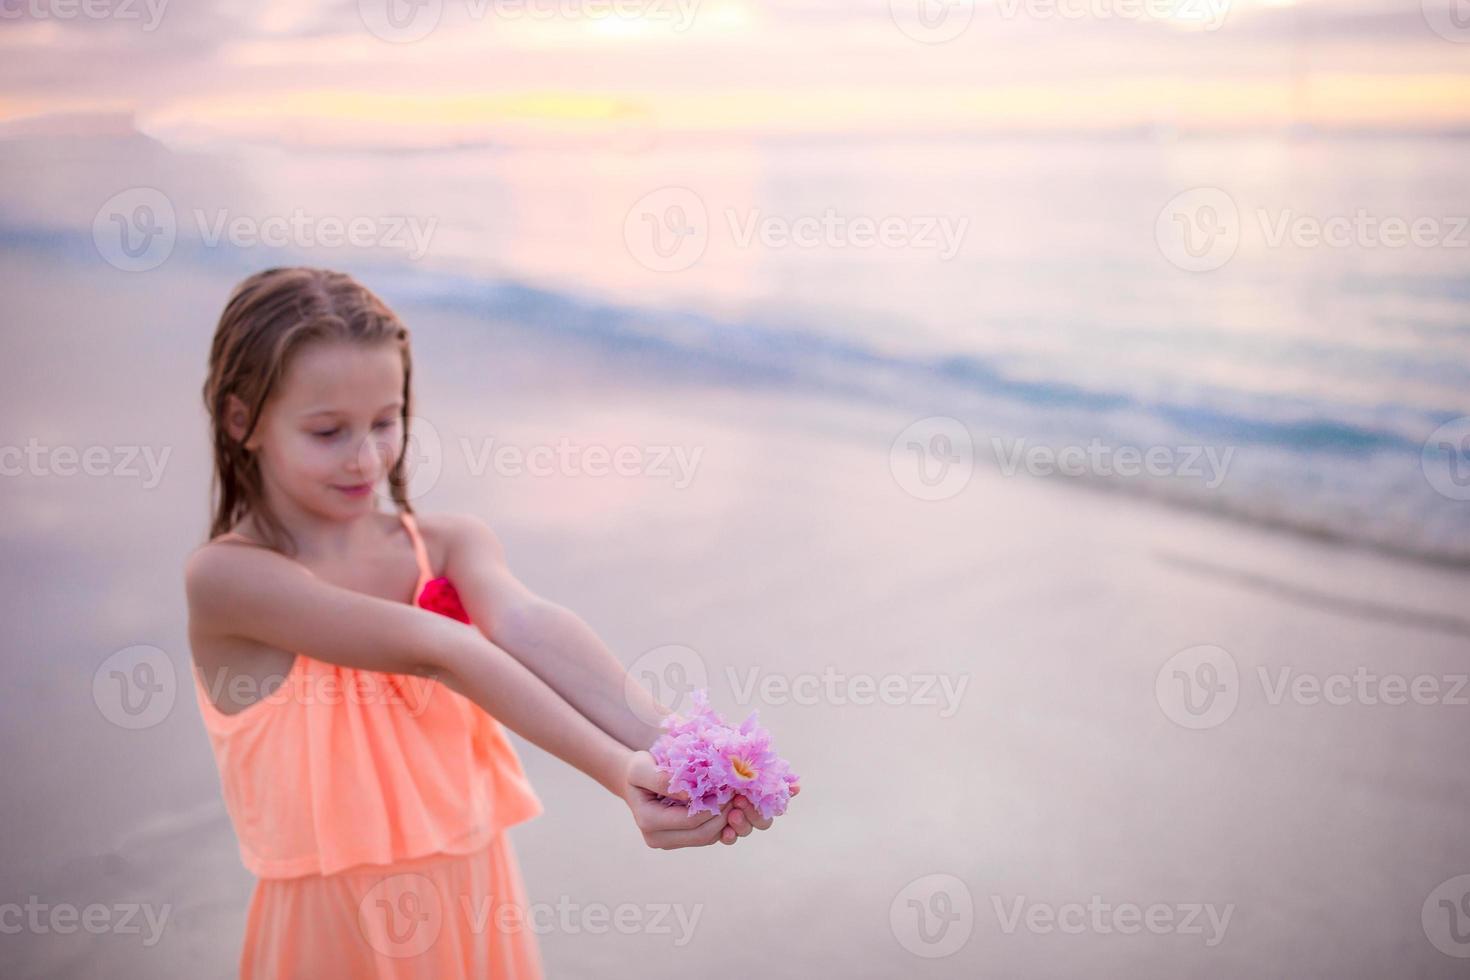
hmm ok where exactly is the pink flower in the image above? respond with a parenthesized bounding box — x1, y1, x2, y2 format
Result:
(650, 690, 799, 821)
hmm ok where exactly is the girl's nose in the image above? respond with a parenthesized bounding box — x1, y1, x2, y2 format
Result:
(355, 433, 393, 480)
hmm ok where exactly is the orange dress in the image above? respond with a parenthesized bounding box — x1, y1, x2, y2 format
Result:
(192, 511, 545, 979)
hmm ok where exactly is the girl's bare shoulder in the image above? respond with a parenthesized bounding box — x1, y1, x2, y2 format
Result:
(410, 511, 509, 571)
(182, 532, 304, 628)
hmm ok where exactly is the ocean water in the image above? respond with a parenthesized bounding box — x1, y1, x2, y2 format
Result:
(5, 129, 1469, 563)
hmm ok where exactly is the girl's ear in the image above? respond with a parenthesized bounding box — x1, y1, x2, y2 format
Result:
(223, 394, 257, 451)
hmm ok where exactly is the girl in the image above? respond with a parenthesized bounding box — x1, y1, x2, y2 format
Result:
(185, 267, 797, 978)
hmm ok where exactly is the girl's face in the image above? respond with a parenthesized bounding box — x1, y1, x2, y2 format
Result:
(229, 340, 405, 520)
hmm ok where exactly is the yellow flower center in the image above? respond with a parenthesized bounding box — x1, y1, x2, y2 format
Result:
(730, 756, 757, 780)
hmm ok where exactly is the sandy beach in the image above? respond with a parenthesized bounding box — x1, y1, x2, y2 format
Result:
(2, 254, 1468, 977)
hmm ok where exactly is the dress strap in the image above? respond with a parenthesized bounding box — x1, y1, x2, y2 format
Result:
(399, 511, 435, 592)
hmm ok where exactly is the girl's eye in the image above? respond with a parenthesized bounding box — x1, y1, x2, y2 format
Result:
(310, 419, 394, 439)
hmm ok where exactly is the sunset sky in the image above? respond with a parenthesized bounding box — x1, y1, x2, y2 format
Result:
(2, 0, 1469, 147)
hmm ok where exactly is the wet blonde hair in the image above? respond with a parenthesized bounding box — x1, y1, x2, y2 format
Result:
(201, 267, 415, 554)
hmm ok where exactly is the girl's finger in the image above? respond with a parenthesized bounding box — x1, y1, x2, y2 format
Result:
(734, 794, 773, 831)
(730, 808, 754, 838)
(640, 798, 730, 832)
(628, 753, 690, 802)
(647, 809, 730, 850)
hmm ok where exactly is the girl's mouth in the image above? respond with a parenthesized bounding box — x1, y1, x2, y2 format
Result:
(333, 482, 373, 498)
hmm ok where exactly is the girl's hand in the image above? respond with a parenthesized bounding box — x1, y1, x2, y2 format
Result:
(718, 781, 801, 845)
(622, 751, 734, 849)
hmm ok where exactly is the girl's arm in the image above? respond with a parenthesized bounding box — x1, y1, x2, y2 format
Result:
(184, 542, 735, 849)
(439, 514, 799, 843)
(440, 514, 672, 751)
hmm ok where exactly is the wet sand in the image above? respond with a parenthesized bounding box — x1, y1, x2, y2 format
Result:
(3, 261, 1469, 977)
